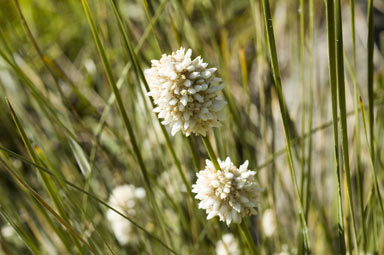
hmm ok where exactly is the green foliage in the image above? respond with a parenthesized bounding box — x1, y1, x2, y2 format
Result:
(0, 0, 383, 254)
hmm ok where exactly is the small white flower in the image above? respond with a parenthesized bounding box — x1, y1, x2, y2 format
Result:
(262, 208, 276, 237)
(192, 157, 260, 225)
(145, 47, 227, 136)
(106, 184, 146, 245)
(275, 244, 292, 255)
(216, 233, 240, 255)
(1, 225, 15, 239)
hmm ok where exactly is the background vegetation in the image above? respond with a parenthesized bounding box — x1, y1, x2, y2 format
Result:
(0, 0, 383, 254)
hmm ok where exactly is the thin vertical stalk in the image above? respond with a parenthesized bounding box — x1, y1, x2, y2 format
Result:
(325, 0, 346, 253)
(365, 0, 384, 237)
(239, 221, 257, 255)
(202, 136, 221, 171)
(304, 0, 314, 220)
(346, 53, 368, 251)
(367, 0, 374, 162)
(260, 0, 310, 251)
(349, 0, 367, 250)
(359, 97, 384, 223)
(350, 0, 357, 70)
(298, 1, 307, 252)
(334, 0, 359, 251)
(299, 0, 306, 197)
(187, 137, 201, 171)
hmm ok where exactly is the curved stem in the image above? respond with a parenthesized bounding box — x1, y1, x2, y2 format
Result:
(202, 135, 221, 171)
(239, 221, 257, 255)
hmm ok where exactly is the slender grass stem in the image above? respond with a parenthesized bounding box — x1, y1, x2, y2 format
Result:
(298, 1, 307, 252)
(334, 0, 359, 251)
(299, 0, 306, 198)
(239, 221, 257, 255)
(359, 98, 384, 222)
(188, 137, 201, 171)
(348, 0, 367, 250)
(367, 0, 374, 162)
(260, 0, 310, 250)
(344, 48, 368, 252)
(304, 0, 314, 220)
(202, 135, 221, 171)
(325, 0, 346, 252)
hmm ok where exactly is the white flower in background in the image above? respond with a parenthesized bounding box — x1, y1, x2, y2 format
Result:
(145, 47, 227, 136)
(216, 233, 240, 255)
(275, 244, 292, 255)
(192, 157, 260, 225)
(106, 184, 146, 245)
(262, 208, 276, 237)
(1, 224, 15, 240)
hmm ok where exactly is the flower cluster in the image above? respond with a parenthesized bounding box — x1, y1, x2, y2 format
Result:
(192, 157, 260, 225)
(145, 47, 227, 136)
(216, 233, 240, 255)
(106, 184, 146, 245)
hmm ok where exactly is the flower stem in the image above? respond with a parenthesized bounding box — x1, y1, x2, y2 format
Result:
(239, 221, 257, 255)
(202, 135, 220, 171)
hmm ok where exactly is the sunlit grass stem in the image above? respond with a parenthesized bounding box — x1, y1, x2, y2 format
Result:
(260, 0, 310, 250)
(334, 0, 359, 250)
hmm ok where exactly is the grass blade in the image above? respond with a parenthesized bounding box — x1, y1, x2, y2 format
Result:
(334, 0, 359, 251)
(325, 0, 346, 253)
(260, 0, 310, 250)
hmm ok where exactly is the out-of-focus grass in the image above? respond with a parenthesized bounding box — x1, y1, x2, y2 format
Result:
(0, 0, 383, 254)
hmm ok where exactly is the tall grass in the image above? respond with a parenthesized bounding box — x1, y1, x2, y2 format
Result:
(0, 0, 383, 254)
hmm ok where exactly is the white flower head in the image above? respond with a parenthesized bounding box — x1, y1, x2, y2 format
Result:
(216, 233, 240, 255)
(106, 184, 146, 245)
(145, 47, 227, 136)
(1, 225, 15, 240)
(192, 157, 260, 225)
(262, 208, 276, 237)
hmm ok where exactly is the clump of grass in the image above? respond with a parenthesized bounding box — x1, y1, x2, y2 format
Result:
(0, 0, 383, 254)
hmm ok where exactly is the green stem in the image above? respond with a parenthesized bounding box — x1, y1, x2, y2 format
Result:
(202, 135, 221, 171)
(334, 0, 359, 251)
(325, 0, 346, 253)
(239, 221, 257, 255)
(367, 0, 374, 162)
(188, 137, 201, 172)
(260, 0, 310, 251)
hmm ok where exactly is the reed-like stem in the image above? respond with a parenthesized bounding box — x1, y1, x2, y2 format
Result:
(202, 135, 221, 171)
(325, 0, 346, 252)
(367, 0, 374, 162)
(334, 0, 359, 251)
(260, 0, 310, 251)
(239, 221, 258, 255)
